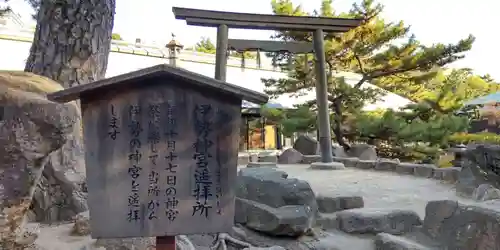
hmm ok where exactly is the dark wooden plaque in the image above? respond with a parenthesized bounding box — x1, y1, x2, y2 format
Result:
(82, 83, 240, 238)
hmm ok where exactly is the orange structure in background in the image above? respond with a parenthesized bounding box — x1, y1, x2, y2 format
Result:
(246, 125, 277, 149)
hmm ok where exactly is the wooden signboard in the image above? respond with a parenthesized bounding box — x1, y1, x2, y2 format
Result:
(48, 64, 268, 238)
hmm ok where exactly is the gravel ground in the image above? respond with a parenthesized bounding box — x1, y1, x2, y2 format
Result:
(34, 165, 480, 250)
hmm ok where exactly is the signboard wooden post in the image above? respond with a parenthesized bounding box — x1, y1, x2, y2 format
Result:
(47, 64, 268, 248)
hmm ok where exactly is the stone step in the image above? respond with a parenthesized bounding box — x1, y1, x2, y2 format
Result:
(332, 208, 422, 235)
(316, 195, 364, 213)
(309, 162, 345, 170)
(246, 162, 277, 168)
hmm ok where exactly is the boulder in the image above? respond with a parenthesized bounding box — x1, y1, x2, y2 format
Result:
(423, 200, 500, 249)
(472, 183, 500, 202)
(316, 196, 364, 213)
(395, 163, 419, 175)
(0, 72, 80, 248)
(0, 72, 87, 224)
(374, 158, 400, 171)
(235, 198, 314, 237)
(278, 148, 303, 164)
(432, 167, 460, 183)
(413, 164, 436, 178)
(236, 167, 317, 215)
(335, 208, 422, 235)
(355, 160, 376, 170)
(456, 144, 500, 196)
(293, 135, 318, 155)
(301, 155, 321, 164)
(334, 144, 377, 160)
(338, 157, 359, 168)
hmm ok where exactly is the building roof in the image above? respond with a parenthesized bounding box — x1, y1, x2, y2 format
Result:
(464, 92, 500, 106)
(48, 64, 269, 104)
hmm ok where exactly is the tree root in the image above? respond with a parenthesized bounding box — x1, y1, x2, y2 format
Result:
(176, 235, 196, 250)
(210, 233, 253, 250)
(167, 233, 254, 250)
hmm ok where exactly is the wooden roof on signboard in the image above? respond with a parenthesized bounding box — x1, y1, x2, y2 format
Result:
(47, 64, 269, 104)
(172, 7, 363, 32)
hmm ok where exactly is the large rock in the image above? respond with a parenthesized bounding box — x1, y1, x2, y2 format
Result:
(375, 158, 400, 171)
(334, 144, 377, 160)
(237, 168, 317, 214)
(456, 144, 500, 196)
(335, 208, 422, 235)
(432, 167, 460, 183)
(301, 155, 321, 164)
(278, 148, 303, 164)
(235, 198, 314, 237)
(355, 160, 376, 170)
(293, 135, 318, 155)
(336, 157, 359, 168)
(472, 183, 500, 202)
(0, 72, 80, 247)
(423, 200, 500, 249)
(413, 164, 436, 178)
(395, 163, 419, 175)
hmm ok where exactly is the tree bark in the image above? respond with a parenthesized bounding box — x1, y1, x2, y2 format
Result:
(25, 0, 116, 87)
(21, 0, 116, 229)
(332, 97, 351, 151)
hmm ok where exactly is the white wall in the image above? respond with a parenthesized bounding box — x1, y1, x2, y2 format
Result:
(0, 38, 411, 109)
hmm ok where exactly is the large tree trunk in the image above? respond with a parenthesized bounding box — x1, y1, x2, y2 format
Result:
(25, 0, 115, 87)
(22, 0, 115, 226)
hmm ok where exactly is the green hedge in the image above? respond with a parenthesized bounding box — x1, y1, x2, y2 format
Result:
(448, 132, 500, 145)
(377, 144, 441, 163)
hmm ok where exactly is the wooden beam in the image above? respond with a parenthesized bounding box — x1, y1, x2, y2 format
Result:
(173, 7, 363, 31)
(185, 18, 352, 32)
(228, 39, 313, 53)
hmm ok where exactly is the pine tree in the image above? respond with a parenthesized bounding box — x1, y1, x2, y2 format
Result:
(195, 37, 217, 54)
(376, 68, 500, 112)
(263, 0, 474, 150)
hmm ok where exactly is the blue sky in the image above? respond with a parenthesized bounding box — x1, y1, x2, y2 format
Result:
(7, 0, 500, 80)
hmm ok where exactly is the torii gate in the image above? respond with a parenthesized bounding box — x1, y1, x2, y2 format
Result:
(172, 7, 362, 164)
